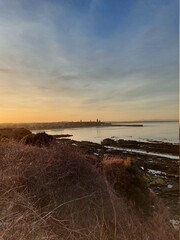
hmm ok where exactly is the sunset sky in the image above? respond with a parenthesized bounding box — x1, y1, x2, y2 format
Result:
(0, 0, 178, 123)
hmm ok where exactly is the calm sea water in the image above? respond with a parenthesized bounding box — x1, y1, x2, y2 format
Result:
(33, 122, 179, 144)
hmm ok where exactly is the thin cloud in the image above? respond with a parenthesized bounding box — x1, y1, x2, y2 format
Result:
(0, 0, 178, 121)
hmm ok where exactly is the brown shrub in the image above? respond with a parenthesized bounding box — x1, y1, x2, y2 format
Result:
(0, 142, 116, 239)
(0, 142, 178, 240)
(11, 128, 32, 141)
(0, 128, 31, 141)
(21, 132, 54, 146)
(103, 156, 153, 215)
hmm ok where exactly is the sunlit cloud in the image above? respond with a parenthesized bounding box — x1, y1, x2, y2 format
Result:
(0, 0, 178, 122)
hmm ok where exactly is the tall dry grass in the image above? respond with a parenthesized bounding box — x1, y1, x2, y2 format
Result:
(103, 156, 152, 216)
(0, 141, 178, 240)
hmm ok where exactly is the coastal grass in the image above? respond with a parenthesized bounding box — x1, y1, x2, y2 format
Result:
(102, 156, 153, 216)
(0, 141, 178, 240)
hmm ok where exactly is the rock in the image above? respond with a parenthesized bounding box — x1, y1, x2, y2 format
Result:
(101, 138, 117, 146)
(170, 219, 180, 231)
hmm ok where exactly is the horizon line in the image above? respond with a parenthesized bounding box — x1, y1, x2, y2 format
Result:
(0, 119, 178, 125)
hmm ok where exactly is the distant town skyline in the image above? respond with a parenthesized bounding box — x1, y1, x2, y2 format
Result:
(0, 0, 178, 123)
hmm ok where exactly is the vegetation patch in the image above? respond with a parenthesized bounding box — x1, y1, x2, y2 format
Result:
(0, 128, 31, 142)
(21, 132, 54, 146)
(0, 142, 178, 240)
(103, 156, 152, 215)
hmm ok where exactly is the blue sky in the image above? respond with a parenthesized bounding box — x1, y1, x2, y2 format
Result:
(0, 0, 178, 122)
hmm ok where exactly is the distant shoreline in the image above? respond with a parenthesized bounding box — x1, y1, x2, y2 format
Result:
(111, 124, 143, 127)
(0, 120, 178, 125)
(0, 120, 178, 131)
(108, 120, 178, 123)
(0, 121, 144, 130)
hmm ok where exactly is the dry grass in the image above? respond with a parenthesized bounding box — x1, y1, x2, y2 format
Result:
(0, 142, 178, 240)
(20, 132, 54, 146)
(0, 128, 31, 142)
(103, 156, 152, 215)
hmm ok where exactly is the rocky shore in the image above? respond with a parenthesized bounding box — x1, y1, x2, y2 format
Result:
(56, 138, 179, 222)
(0, 127, 179, 229)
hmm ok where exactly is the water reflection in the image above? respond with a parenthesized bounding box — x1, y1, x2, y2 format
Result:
(33, 122, 179, 144)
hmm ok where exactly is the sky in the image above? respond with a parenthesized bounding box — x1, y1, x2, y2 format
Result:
(0, 0, 178, 123)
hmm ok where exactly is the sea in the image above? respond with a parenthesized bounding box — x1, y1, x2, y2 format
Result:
(33, 121, 179, 144)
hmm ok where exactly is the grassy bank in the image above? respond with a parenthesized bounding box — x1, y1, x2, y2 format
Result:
(0, 139, 178, 240)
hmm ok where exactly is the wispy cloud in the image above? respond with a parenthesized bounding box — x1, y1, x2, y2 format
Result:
(0, 0, 178, 122)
